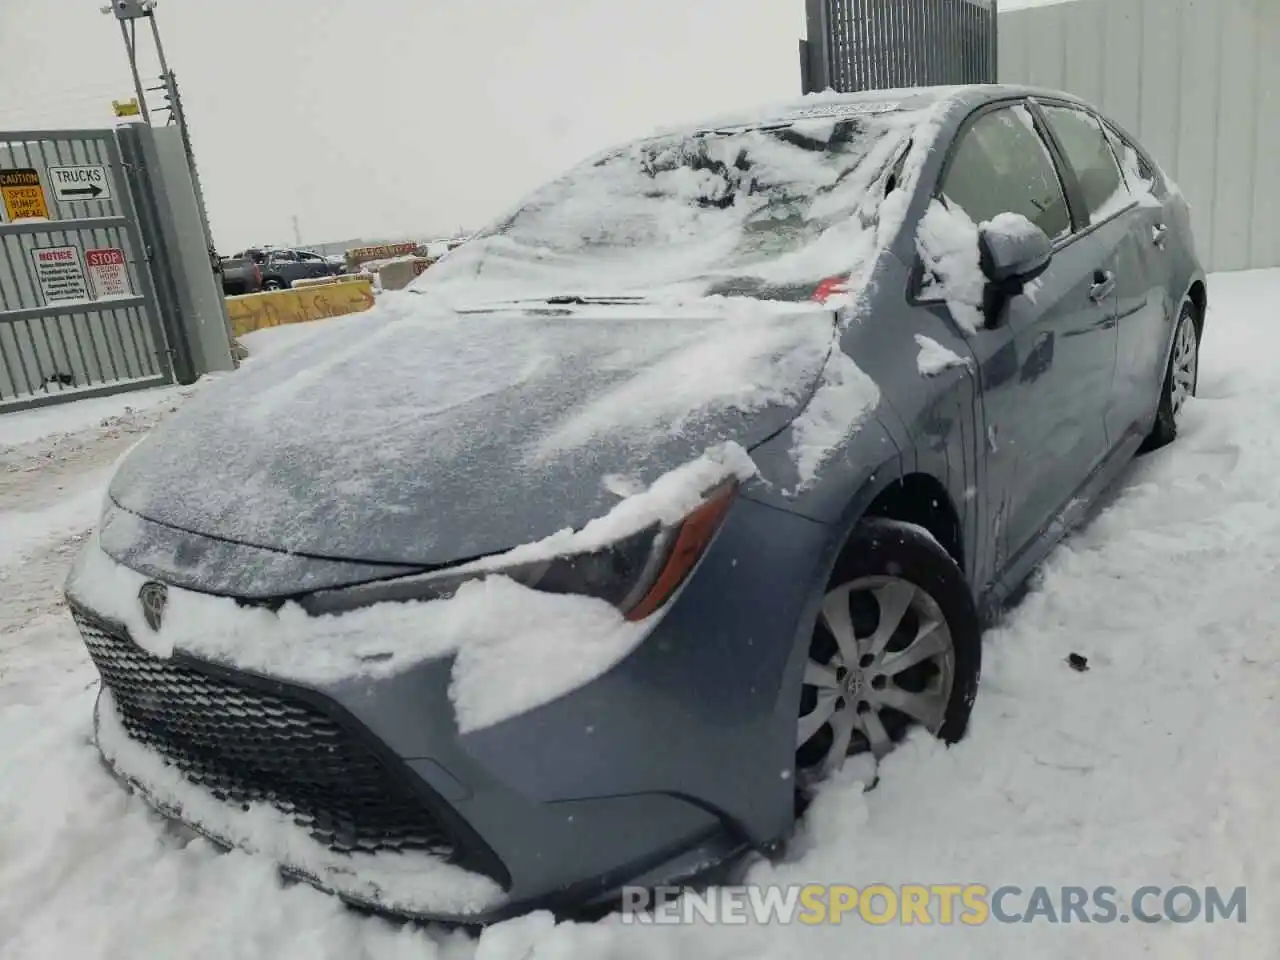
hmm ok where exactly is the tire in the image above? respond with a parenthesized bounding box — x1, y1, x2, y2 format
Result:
(262, 278, 286, 291)
(1141, 300, 1200, 453)
(795, 518, 981, 793)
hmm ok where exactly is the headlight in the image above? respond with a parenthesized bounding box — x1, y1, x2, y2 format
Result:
(301, 481, 738, 620)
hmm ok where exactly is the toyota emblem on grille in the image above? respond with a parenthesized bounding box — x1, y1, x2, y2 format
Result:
(138, 582, 168, 632)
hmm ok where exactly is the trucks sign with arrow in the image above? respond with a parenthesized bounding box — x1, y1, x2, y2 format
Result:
(48, 165, 113, 203)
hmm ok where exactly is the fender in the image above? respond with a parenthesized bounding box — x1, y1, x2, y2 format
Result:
(1158, 273, 1208, 387)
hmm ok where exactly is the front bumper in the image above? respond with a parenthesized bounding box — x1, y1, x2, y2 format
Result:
(68, 495, 833, 922)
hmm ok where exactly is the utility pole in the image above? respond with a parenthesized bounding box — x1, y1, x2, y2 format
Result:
(103, 0, 220, 268)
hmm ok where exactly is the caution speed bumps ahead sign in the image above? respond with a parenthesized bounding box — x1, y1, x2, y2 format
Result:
(0, 168, 51, 221)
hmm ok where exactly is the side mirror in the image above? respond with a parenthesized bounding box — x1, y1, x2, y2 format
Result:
(978, 214, 1053, 328)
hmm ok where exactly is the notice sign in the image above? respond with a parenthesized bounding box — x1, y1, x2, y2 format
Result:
(0, 168, 50, 221)
(29, 246, 89, 304)
(86, 247, 131, 299)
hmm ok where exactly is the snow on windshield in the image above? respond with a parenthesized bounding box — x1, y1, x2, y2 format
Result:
(425, 104, 940, 304)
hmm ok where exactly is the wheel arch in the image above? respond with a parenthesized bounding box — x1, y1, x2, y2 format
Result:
(803, 465, 968, 603)
(860, 473, 965, 572)
(1160, 276, 1207, 376)
(1186, 277, 1207, 335)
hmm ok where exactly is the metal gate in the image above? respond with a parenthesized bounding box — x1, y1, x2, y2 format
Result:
(801, 0, 998, 94)
(0, 128, 172, 412)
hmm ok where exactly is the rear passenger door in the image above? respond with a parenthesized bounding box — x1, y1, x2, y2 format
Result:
(1036, 101, 1166, 449)
(268, 250, 300, 285)
(935, 102, 1118, 580)
(1101, 118, 1178, 438)
(297, 251, 332, 279)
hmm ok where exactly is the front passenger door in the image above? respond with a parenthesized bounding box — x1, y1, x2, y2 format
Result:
(933, 102, 1119, 580)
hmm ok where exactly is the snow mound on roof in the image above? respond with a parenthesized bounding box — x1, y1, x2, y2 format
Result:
(682, 85, 966, 135)
(425, 94, 954, 309)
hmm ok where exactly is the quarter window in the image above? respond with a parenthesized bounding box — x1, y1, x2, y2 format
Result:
(1101, 120, 1158, 195)
(1041, 105, 1131, 224)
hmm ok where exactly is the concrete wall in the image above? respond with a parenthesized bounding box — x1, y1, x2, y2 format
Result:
(225, 277, 375, 339)
(999, 0, 1280, 272)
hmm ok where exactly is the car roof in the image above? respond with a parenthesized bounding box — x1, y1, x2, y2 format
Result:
(669, 83, 1092, 136)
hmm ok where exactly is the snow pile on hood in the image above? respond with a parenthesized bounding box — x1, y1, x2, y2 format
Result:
(107, 288, 838, 568)
(524, 298, 839, 462)
(94, 691, 506, 917)
(478, 441, 756, 569)
(71, 445, 756, 732)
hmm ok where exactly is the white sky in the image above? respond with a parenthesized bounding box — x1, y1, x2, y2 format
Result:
(0, 0, 1062, 251)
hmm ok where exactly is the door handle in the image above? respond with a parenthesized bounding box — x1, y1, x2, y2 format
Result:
(1089, 270, 1116, 302)
(1152, 223, 1168, 248)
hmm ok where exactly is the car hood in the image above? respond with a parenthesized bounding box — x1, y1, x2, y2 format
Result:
(108, 292, 838, 567)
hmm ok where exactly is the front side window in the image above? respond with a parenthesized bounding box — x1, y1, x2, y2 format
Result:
(1041, 105, 1131, 224)
(939, 104, 1072, 241)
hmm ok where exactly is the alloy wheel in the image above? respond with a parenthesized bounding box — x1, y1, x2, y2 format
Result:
(1170, 313, 1199, 417)
(796, 575, 955, 788)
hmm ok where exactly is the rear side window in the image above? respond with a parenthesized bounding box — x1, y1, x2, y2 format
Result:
(1101, 120, 1159, 195)
(940, 105, 1071, 241)
(1041, 105, 1131, 224)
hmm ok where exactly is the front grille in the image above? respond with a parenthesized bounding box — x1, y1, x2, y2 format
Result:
(74, 607, 458, 860)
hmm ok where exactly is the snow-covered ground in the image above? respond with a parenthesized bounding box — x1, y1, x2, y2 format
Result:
(3, 271, 1279, 958)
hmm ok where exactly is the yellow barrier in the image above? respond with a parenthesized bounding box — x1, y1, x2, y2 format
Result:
(346, 242, 421, 268)
(290, 273, 369, 290)
(225, 278, 376, 338)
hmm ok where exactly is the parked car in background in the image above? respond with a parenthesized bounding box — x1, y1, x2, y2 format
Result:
(217, 255, 262, 296)
(232, 248, 344, 290)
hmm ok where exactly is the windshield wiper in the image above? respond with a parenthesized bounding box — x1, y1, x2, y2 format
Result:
(543, 294, 648, 305)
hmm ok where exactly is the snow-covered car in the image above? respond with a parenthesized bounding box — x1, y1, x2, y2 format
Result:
(65, 84, 1205, 924)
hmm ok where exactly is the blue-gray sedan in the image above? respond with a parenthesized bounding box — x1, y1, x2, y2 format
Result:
(66, 84, 1205, 923)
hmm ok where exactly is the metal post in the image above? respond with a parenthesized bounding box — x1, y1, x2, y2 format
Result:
(147, 14, 189, 141)
(117, 19, 152, 124)
(803, 0, 833, 93)
(991, 0, 1000, 81)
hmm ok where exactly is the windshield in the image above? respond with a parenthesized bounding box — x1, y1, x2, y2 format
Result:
(424, 107, 919, 304)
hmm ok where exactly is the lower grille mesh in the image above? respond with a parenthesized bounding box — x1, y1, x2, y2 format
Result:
(74, 607, 457, 859)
